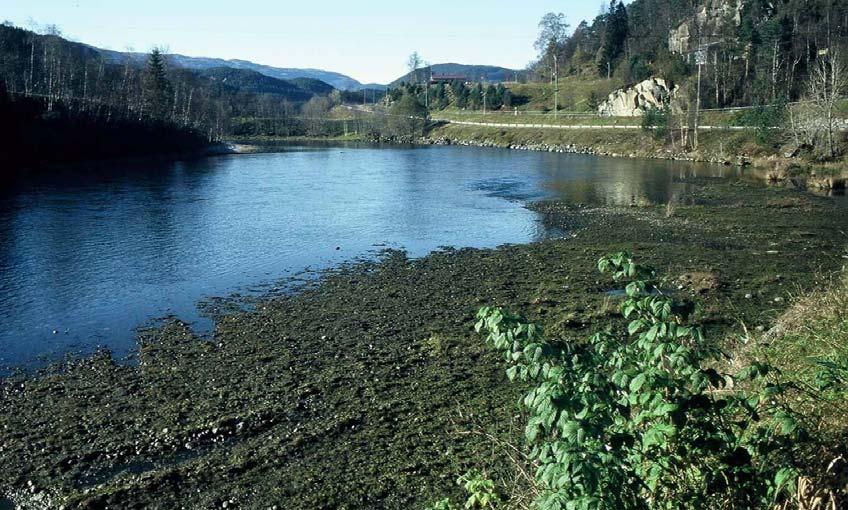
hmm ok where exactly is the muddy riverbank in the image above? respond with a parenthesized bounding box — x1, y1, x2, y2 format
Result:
(1, 175, 846, 509)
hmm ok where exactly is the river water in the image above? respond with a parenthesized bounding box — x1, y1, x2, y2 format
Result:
(0, 144, 740, 367)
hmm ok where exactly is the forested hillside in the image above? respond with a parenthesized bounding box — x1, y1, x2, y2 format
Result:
(389, 0, 846, 114)
(382, 0, 847, 161)
(198, 67, 332, 102)
(0, 23, 348, 168)
(530, 0, 847, 108)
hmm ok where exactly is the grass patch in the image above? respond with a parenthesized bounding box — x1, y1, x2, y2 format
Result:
(506, 78, 623, 112)
(762, 268, 848, 432)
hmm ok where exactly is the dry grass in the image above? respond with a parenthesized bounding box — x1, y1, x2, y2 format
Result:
(776, 457, 848, 510)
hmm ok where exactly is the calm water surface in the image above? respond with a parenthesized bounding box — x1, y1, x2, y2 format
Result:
(0, 144, 740, 367)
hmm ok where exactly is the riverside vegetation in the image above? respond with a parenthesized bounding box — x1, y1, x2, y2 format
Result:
(1, 174, 846, 509)
(429, 253, 848, 509)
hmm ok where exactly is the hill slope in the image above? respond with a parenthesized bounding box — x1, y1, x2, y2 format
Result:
(198, 68, 332, 102)
(287, 77, 336, 96)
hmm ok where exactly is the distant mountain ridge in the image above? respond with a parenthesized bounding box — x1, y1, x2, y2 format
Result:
(390, 63, 525, 87)
(95, 48, 368, 91)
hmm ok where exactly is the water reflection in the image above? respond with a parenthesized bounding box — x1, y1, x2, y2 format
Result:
(540, 156, 739, 206)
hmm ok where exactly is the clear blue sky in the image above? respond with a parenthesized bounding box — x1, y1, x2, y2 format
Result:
(5, 1, 606, 84)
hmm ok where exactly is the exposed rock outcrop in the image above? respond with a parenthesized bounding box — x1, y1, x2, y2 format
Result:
(669, 0, 744, 55)
(598, 78, 676, 117)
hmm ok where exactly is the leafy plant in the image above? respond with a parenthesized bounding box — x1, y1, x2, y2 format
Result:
(458, 471, 502, 509)
(811, 356, 848, 391)
(426, 498, 458, 510)
(471, 252, 808, 510)
(426, 471, 501, 510)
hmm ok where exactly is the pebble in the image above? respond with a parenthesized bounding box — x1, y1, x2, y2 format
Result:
(745, 293, 753, 299)
(774, 297, 784, 303)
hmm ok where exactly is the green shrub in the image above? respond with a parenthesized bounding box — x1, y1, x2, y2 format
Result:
(586, 92, 600, 112)
(734, 103, 788, 146)
(427, 471, 500, 510)
(467, 252, 813, 510)
(641, 106, 670, 140)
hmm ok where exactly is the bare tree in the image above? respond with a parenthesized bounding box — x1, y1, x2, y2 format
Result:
(407, 51, 423, 84)
(301, 95, 333, 136)
(807, 48, 847, 158)
(534, 12, 569, 59)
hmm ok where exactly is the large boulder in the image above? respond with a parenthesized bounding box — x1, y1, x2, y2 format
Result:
(597, 78, 676, 117)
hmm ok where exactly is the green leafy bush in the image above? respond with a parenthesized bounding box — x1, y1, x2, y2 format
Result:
(427, 471, 501, 510)
(458, 471, 501, 509)
(467, 252, 809, 510)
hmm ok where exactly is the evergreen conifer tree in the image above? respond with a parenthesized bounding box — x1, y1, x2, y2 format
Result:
(143, 48, 172, 120)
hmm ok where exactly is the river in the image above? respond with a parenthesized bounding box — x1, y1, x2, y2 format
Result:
(0, 144, 741, 367)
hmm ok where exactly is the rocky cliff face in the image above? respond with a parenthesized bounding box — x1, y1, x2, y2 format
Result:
(598, 78, 677, 117)
(669, 0, 743, 54)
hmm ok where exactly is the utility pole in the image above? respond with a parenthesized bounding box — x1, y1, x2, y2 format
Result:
(694, 45, 705, 150)
(553, 55, 559, 118)
(423, 64, 431, 111)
